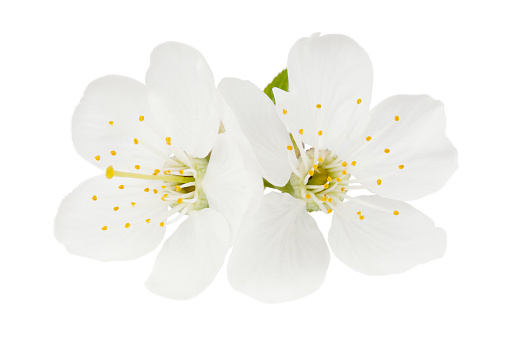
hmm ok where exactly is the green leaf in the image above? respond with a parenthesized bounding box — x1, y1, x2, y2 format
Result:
(263, 69, 288, 103)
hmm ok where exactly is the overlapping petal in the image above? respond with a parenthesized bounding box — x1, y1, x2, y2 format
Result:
(72, 75, 170, 173)
(228, 193, 330, 303)
(201, 132, 263, 241)
(348, 95, 458, 200)
(145, 208, 230, 300)
(329, 195, 446, 275)
(54, 176, 168, 261)
(145, 42, 220, 158)
(218, 78, 294, 187)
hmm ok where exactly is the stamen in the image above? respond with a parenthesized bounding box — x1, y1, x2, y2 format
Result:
(318, 130, 323, 136)
(287, 145, 293, 151)
(135, 165, 140, 170)
(316, 104, 321, 109)
(377, 179, 382, 185)
(395, 115, 399, 121)
(125, 223, 130, 228)
(131, 202, 136, 207)
(134, 138, 139, 145)
(351, 161, 356, 166)
(92, 195, 97, 201)
(118, 185, 124, 189)
(384, 148, 390, 154)
(105, 166, 194, 183)
(393, 210, 400, 215)
(299, 129, 304, 135)
(110, 150, 116, 156)
(366, 136, 371, 141)
(139, 115, 144, 121)
(102, 226, 107, 231)
(357, 98, 361, 104)
(95, 155, 100, 161)
(283, 109, 287, 115)
(308, 170, 314, 176)
(113, 206, 119, 211)
(109, 121, 114, 126)
(399, 165, 404, 169)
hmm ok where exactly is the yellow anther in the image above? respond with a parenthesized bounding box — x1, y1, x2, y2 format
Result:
(341, 187, 346, 192)
(305, 194, 311, 199)
(166, 137, 171, 145)
(146, 219, 150, 223)
(393, 210, 400, 215)
(287, 145, 293, 151)
(318, 157, 323, 163)
(327, 176, 332, 182)
(109, 121, 113, 126)
(359, 215, 365, 220)
(161, 194, 168, 201)
(176, 185, 181, 192)
(153, 189, 158, 194)
(384, 148, 390, 154)
(342, 162, 347, 167)
(179, 170, 184, 175)
(111, 150, 116, 156)
(321, 196, 327, 202)
(139, 115, 144, 121)
(177, 198, 183, 204)
(144, 188, 149, 192)
(101, 226, 107, 231)
(95, 155, 101, 161)
(318, 130, 323, 136)
(113, 206, 119, 211)
(92, 195, 97, 201)
(164, 170, 171, 175)
(160, 222, 165, 227)
(357, 211, 362, 215)
(153, 169, 160, 175)
(316, 104, 321, 109)
(377, 179, 382, 185)
(399, 165, 405, 169)
(125, 223, 130, 228)
(366, 136, 371, 141)
(283, 109, 287, 115)
(323, 183, 329, 189)
(395, 115, 400, 121)
(118, 185, 124, 189)
(342, 170, 347, 175)
(328, 209, 332, 214)
(328, 198, 332, 203)
(308, 170, 314, 176)
(313, 164, 318, 170)
(161, 185, 166, 189)
(105, 166, 114, 179)
(357, 98, 361, 104)
(135, 165, 140, 170)
(131, 202, 136, 207)
(336, 177, 341, 182)
(134, 138, 139, 145)
(351, 161, 357, 166)
(299, 129, 304, 135)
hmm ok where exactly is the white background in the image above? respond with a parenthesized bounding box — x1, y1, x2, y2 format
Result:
(1, 1, 507, 338)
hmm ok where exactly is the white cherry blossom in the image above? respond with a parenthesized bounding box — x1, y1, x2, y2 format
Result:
(220, 34, 457, 303)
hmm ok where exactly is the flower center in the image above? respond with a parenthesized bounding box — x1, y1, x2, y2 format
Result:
(105, 153, 209, 221)
(289, 149, 351, 213)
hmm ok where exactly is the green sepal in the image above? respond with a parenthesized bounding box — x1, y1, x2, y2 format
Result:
(263, 69, 288, 103)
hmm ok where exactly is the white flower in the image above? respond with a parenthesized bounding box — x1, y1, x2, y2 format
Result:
(54, 42, 261, 300)
(219, 34, 458, 303)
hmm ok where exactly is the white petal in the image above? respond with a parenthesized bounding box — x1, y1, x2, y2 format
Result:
(349, 95, 458, 200)
(329, 195, 446, 275)
(54, 176, 168, 261)
(218, 78, 294, 187)
(201, 132, 263, 241)
(276, 34, 373, 152)
(145, 208, 229, 300)
(228, 193, 330, 303)
(145, 42, 219, 158)
(72, 75, 170, 172)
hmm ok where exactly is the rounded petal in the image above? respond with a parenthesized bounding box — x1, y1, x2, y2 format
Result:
(276, 34, 373, 152)
(329, 195, 447, 275)
(218, 78, 294, 187)
(145, 208, 229, 300)
(349, 95, 458, 200)
(72, 75, 170, 172)
(145, 42, 219, 158)
(201, 132, 263, 241)
(228, 193, 330, 303)
(54, 176, 168, 261)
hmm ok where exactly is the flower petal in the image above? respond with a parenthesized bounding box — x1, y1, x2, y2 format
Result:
(218, 78, 294, 187)
(145, 42, 219, 158)
(145, 208, 229, 300)
(329, 195, 446, 275)
(201, 132, 263, 241)
(72, 75, 170, 172)
(275, 34, 373, 152)
(54, 175, 168, 261)
(228, 193, 329, 303)
(349, 95, 458, 200)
